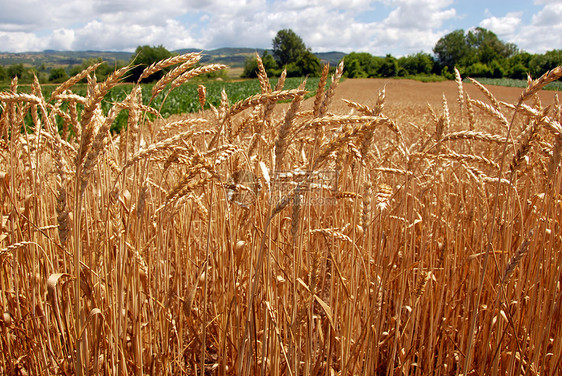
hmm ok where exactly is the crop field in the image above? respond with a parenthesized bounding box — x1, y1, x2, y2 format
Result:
(1, 53, 561, 375)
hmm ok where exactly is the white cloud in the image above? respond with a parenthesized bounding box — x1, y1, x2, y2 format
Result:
(508, 2, 562, 53)
(0, 0, 559, 55)
(479, 12, 522, 37)
(0, 31, 42, 52)
(383, 0, 456, 30)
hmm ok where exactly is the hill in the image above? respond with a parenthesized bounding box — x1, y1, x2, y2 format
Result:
(0, 47, 346, 69)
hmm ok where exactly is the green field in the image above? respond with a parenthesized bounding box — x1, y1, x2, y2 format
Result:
(1, 76, 322, 132)
(469, 77, 562, 91)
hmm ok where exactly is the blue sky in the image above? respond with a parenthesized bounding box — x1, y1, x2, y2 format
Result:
(0, 0, 560, 56)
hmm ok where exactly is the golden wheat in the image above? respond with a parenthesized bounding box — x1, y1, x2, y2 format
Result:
(1, 53, 561, 376)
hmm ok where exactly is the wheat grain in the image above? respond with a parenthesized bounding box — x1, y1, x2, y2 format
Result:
(138, 52, 201, 83)
(520, 66, 562, 102)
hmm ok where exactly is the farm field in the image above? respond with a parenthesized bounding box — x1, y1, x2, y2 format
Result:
(1, 53, 562, 375)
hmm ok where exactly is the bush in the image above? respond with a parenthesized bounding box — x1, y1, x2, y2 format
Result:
(48, 67, 69, 83)
(464, 62, 492, 78)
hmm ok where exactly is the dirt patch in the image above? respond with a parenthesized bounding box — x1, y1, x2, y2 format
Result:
(305, 78, 560, 126)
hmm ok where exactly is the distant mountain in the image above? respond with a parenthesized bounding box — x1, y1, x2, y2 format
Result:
(0, 47, 347, 69)
(0, 50, 133, 67)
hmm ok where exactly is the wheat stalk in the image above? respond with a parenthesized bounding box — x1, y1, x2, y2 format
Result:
(520, 66, 562, 102)
(138, 52, 201, 83)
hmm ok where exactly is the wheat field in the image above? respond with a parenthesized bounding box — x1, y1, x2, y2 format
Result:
(1, 53, 561, 375)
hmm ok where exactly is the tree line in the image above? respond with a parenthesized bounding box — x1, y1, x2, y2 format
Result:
(344, 27, 561, 80)
(0, 27, 560, 84)
(246, 27, 561, 81)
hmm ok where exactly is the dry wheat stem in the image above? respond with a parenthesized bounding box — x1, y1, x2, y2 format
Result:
(138, 52, 201, 83)
(170, 64, 228, 91)
(468, 77, 502, 111)
(520, 66, 562, 102)
(441, 131, 507, 144)
(228, 89, 306, 118)
(313, 64, 330, 118)
(50, 63, 102, 100)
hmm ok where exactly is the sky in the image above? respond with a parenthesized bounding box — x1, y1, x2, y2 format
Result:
(0, 0, 560, 57)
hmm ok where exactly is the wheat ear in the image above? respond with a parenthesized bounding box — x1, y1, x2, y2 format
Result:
(520, 66, 562, 102)
(313, 64, 330, 117)
(138, 52, 201, 83)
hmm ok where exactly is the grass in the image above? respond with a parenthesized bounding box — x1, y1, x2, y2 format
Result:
(1, 53, 562, 375)
(468, 76, 562, 91)
(400, 73, 448, 83)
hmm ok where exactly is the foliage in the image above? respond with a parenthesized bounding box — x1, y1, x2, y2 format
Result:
(286, 50, 322, 77)
(242, 56, 259, 78)
(272, 29, 308, 67)
(434, 29, 471, 70)
(7, 63, 25, 79)
(241, 51, 280, 78)
(506, 52, 533, 79)
(48, 67, 69, 83)
(529, 49, 562, 79)
(398, 52, 434, 75)
(434, 27, 516, 73)
(127, 45, 173, 83)
(467, 27, 517, 64)
(379, 54, 399, 77)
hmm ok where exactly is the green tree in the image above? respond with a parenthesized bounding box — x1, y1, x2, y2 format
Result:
(0, 65, 7, 81)
(7, 64, 25, 79)
(286, 50, 322, 77)
(127, 45, 173, 83)
(379, 55, 398, 77)
(529, 49, 562, 79)
(49, 67, 69, 83)
(507, 52, 532, 79)
(242, 56, 259, 78)
(398, 52, 434, 75)
(241, 51, 280, 78)
(272, 29, 307, 67)
(343, 52, 382, 78)
(261, 50, 280, 76)
(434, 28, 516, 76)
(434, 29, 471, 71)
(467, 27, 517, 64)
(345, 58, 367, 78)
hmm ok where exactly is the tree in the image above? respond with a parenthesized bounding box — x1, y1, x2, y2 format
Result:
(343, 52, 383, 78)
(467, 27, 517, 64)
(272, 29, 307, 67)
(398, 52, 434, 75)
(529, 49, 562, 79)
(7, 64, 25, 79)
(379, 55, 398, 77)
(345, 58, 367, 78)
(433, 29, 471, 71)
(261, 50, 280, 76)
(241, 51, 280, 78)
(127, 45, 173, 83)
(49, 67, 69, 83)
(434, 28, 517, 75)
(506, 52, 532, 79)
(286, 50, 322, 77)
(242, 56, 259, 78)
(0, 66, 6, 81)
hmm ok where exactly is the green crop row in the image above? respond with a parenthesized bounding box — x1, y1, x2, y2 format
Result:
(1, 77, 321, 133)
